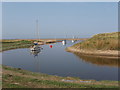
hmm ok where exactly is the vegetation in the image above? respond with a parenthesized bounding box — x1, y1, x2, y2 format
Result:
(72, 32, 119, 50)
(1, 39, 57, 52)
(2, 65, 119, 88)
(1, 40, 33, 51)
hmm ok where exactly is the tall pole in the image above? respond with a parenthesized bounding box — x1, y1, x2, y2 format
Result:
(36, 19, 40, 41)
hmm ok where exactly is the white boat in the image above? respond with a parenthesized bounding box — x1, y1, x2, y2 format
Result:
(72, 40, 75, 43)
(62, 40, 66, 45)
(71, 36, 77, 43)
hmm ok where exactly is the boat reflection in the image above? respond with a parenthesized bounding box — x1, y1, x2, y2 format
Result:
(30, 49, 42, 57)
(30, 49, 41, 72)
(73, 52, 119, 67)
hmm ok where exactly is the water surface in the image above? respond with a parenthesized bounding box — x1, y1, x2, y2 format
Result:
(2, 41, 118, 80)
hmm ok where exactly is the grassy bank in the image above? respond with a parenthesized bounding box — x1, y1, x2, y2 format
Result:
(1, 39, 59, 52)
(66, 32, 119, 57)
(2, 65, 118, 88)
(1, 40, 34, 52)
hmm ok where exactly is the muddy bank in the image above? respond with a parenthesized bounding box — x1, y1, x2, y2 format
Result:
(66, 47, 119, 59)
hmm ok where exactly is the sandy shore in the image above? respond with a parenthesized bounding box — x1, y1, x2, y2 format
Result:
(66, 47, 120, 59)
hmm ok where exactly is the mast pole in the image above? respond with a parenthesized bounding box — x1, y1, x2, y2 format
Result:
(36, 19, 40, 42)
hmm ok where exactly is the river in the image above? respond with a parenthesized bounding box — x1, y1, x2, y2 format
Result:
(2, 41, 119, 81)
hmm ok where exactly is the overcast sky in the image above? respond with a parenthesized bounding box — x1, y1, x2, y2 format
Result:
(2, 2, 118, 39)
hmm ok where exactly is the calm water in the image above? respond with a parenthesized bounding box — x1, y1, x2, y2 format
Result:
(2, 41, 119, 81)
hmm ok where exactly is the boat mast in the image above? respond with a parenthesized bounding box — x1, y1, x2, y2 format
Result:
(36, 19, 40, 42)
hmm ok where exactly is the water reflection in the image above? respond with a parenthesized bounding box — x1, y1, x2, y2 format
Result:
(30, 49, 41, 57)
(73, 53, 119, 67)
(30, 48, 41, 72)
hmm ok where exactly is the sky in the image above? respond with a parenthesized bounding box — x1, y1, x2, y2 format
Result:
(2, 2, 118, 39)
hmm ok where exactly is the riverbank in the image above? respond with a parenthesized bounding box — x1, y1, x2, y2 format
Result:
(1, 39, 56, 52)
(66, 32, 119, 58)
(2, 65, 118, 88)
(1, 40, 33, 52)
(66, 47, 119, 58)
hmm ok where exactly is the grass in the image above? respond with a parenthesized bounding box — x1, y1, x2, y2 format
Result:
(72, 32, 119, 51)
(1, 39, 57, 52)
(1, 40, 33, 51)
(2, 65, 119, 88)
